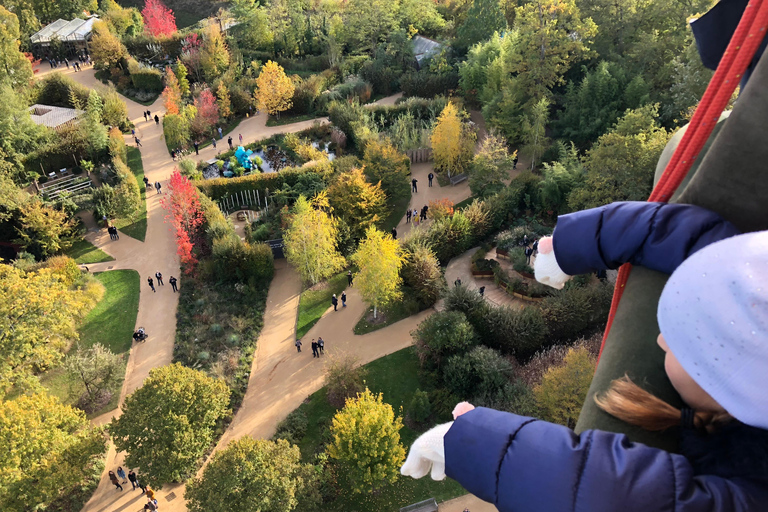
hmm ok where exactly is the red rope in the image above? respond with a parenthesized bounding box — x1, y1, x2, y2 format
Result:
(597, 0, 768, 360)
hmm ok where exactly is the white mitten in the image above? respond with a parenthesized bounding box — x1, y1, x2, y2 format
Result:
(400, 422, 453, 480)
(534, 242, 571, 289)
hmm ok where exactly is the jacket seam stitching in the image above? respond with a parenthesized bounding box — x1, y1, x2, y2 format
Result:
(495, 419, 538, 507)
(572, 430, 593, 512)
(670, 451, 677, 512)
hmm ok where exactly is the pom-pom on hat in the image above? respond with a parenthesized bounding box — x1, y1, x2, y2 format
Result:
(657, 231, 768, 429)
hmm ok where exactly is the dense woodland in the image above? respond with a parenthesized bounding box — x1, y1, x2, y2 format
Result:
(0, 0, 723, 510)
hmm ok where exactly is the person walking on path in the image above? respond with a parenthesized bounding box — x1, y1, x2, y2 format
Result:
(117, 466, 127, 483)
(143, 176, 150, 188)
(155, 272, 164, 285)
(392, 227, 397, 240)
(239, 133, 243, 145)
(143, 111, 148, 122)
(218, 126, 223, 139)
(454, 277, 462, 287)
(228, 136, 233, 149)
(311, 339, 319, 358)
(406, 209, 412, 223)
(169, 276, 178, 292)
(154, 115, 159, 125)
(128, 470, 139, 490)
(513, 154, 518, 169)
(211, 138, 217, 149)
(413, 209, 420, 226)
(170, 149, 176, 161)
(148, 277, 155, 292)
(347, 271, 353, 286)
(331, 294, 338, 311)
(428, 172, 434, 187)
(318, 337, 325, 354)
(135, 137, 142, 147)
(412, 178, 418, 193)
(295, 339, 302, 352)
(532, 238, 539, 256)
(194, 141, 199, 155)
(108, 471, 123, 491)
(421, 205, 428, 221)
(341, 292, 347, 308)
(147, 110, 151, 121)
(525, 245, 534, 264)
(145, 487, 155, 501)
(155, 181, 162, 194)
(107, 226, 114, 240)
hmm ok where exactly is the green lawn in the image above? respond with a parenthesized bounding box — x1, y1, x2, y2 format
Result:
(354, 296, 421, 335)
(113, 147, 148, 241)
(291, 347, 466, 510)
(296, 271, 349, 340)
(39, 270, 140, 418)
(265, 113, 321, 127)
(65, 239, 114, 264)
(382, 193, 412, 233)
(453, 196, 476, 210)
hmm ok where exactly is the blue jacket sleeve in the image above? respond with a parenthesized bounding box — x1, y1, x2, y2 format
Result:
(444, 408, 768, 512)
(552, 202, 740, 276)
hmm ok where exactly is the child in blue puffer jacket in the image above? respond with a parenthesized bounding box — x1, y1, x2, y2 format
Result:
(401, 202, 768, 511)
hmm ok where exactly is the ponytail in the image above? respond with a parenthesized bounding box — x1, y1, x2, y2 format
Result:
(594, 376, 732, 433)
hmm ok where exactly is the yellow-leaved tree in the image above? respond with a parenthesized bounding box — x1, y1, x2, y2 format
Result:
(254, 60, 295, 119)
(534, 346, 596, 428)
(350, 226, 404, 318)
(283, 193, 346, 285)
(431, 101, 476, 177)
(326, 388, 405, 493)
(327, 167, 387, 239)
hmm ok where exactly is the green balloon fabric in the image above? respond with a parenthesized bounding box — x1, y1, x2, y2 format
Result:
(575, 52, 768, 450)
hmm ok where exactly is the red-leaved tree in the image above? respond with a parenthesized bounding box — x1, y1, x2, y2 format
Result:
(193, 89, 220, 132)
(142, 0, 177, 38)
(161, 171, 204, 273)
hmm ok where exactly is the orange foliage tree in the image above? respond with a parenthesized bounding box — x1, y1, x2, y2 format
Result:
(428, 198, 455, 221)
(160, 171, 204, 273)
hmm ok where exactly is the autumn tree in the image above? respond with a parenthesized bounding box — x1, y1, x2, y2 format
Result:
(175, 59, 190, 96)
(254, 60, 295, 118)
(193, 88, 220, 132)
(431, 102, 475, 177)
(567, 104, 670, 210)
(163, 106, 195, 150)
(16, 201, 76, 259)
(216, 82, 232, 119)
(327, 167, 387, 240)
(534, 346, 596, 428)
(0, 260, 103, 394)
(351, 226, 404, 318)
(64, 343, 124, 411)
(361, 139, 411, 200)
(199, 25, 230, 81)
(284, 194, 346, 285)
(469, 132, 513, 198)
(512, 0, 597, 103)
(325, 355, 368, 409)
(142, 0, 177, 37)
(112, 157, 142, 219)
(162, 66, 182, 115)
(0, 393, 106, 512)
(90, 20, 127, 69)
(326, 388, 405, 493)
(0, 7, 33, 88)
(161, 170, 205, 272)
(186, 437, 320, 512)
(110, 363, 231, 487)
(401, 242, 443, 308)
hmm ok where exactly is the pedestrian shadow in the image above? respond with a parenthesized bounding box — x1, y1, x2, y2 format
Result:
(94, 490, 145, 512)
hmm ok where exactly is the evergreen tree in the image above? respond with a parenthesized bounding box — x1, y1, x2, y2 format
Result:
(456, 0, 507, 53)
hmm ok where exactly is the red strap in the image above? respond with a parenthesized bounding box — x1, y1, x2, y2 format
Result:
(597, 0, 768, 360)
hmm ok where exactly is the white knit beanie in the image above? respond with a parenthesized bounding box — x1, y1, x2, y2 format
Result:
(657, 231, 768, 429)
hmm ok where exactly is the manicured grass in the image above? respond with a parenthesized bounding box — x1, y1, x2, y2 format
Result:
(39, 270, 139, 418)
(353, 295, 421, 335)
(266, 113, 321, 127)
(296, 271, 349, 340)
(381, 193, 412, 233)
(454, 195, 476, 210)
(291, 347, 466, 510)
(65, 238, 114, 264)
(113, 147, 148, 241)
(80, 270, 141, 354)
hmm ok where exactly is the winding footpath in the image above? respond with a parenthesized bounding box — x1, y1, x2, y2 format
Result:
(34, 65, 494, 512)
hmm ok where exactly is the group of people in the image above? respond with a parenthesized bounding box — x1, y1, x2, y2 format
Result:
(331, 292, 347, 310)
(406, 204, 429, 226)
(107, 467, 159, 509)
(142, 111, 160, 125)
(107, 225, 120, 240)
(522, 235, 540, 265)
(142, 177, 163, 194)
(147, 272, 178, 293)
(295, 336, 326, 357)
(44, 52, 90, 71)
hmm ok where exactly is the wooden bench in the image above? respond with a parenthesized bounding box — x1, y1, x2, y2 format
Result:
(400, 498, 439, 512)
(449, 173, 468, 185)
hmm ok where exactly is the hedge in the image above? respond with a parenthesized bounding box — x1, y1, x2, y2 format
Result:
(195, 165, 327, 202)
(400, 70, 460, 98)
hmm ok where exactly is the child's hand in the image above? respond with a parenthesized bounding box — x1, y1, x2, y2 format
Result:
(452, 402, 475, 418)
(400, 422, 453, 480)
(534, 237, 571, 289)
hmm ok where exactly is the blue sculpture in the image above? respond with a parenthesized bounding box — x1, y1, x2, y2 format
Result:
(234, 146, 255, 170)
